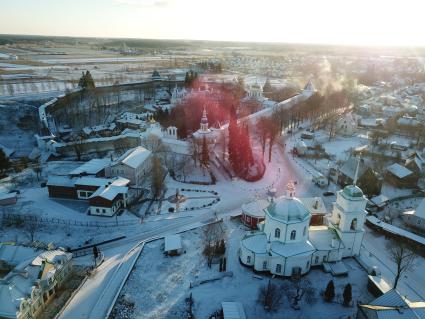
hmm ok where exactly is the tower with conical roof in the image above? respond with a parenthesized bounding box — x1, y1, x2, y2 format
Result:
(200, 107, 209, 132)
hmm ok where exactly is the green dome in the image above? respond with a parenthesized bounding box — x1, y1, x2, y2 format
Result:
(266, 197, 310, 222)
(343, 185, 363, 198)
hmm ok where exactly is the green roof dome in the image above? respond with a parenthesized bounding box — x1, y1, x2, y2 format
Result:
(343, 185, 364, 198)
(266, 196, 310, 223)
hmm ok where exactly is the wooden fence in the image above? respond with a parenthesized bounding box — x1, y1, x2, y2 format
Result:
(0, 213, 139, 228)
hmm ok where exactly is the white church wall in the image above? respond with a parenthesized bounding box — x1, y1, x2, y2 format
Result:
(336, 196, 367, 213)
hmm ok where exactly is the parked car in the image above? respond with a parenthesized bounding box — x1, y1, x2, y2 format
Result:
(323, 191, 335, 197)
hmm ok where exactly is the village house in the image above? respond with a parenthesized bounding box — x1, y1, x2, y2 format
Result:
(385, 163, 418, 188)
(241, 198, 269, 229)
(106, 146, 152, 186)
(0, 246, 73, 319)
(68, 158, 111, 177)
(47, 176, 130, 200)
(88, 184, 128, 217)
(336, 113, 358, 136)
(338, 157, 382, 196)
(82, 123, 119, 138)
(402, 198, 425, 231)
(164, 234, 183, 256)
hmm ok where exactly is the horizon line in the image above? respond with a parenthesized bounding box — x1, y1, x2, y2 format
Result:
(1, 32, 425, 50)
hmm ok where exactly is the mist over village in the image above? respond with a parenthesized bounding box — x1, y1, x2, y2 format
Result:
(0, 1, 425, 319)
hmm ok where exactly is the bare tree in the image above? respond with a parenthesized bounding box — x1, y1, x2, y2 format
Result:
(258, 280, 283, 312)
(24, 215, 41, 242)
(267, 119, 280, 163)
(141, 134, 168, 156)
(188, 138, 199, 167)
(150, 155, 166, 199)
(283, 278, 316, 309)
(33, 158, 42, 181)
(256, 117, 269, 156)
(203, 221, 225, 268)
(70, 134, 85, 161)
(387, 241, 417, 289)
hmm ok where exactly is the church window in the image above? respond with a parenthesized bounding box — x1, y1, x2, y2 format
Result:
(290, 230, 296, 240)
(306, 261, 310, 269)
(276, 264, 282, 273)
(350, 218, 357, 230)
(263, 261, 267, 270)
(303, 226, 307, 236)
(247, 256, 251, 263)
(275, 228, 281, 238)
(315, 256, 319, 264)
(323, 255, 327, 262)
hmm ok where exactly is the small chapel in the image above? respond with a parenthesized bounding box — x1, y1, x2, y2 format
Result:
(239, 181, 367, 277)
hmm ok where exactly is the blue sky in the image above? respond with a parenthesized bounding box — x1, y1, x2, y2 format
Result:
(1, 0, 425, 46)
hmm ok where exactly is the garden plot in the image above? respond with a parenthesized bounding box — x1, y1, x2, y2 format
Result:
(110, 221, 372, 319)
(161, 188, 219, 214)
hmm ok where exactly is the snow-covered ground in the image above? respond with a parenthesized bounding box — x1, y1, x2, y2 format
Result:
(111, 221, 373, 319)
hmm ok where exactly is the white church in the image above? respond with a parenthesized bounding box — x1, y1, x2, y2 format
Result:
(239, 181, 367, 277)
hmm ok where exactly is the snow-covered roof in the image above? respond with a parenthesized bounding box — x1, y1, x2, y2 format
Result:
(69, 158, 111, 176)
(90, 185, 128, 201)
(0, 245, 38, 265)
(299, 197, 326, 215)
(360, 289, 425, 319)
(47, 175, 76, 187)
(340, 157, 369, 180)
(303, 80, 315, 92)
(405, 156, 423, 171)
(241, 199, 269, 218)
(241, 233, 267, 254)
(266, 196, 310, 223)
(412, 198, 425, 220)
(115, 146, 151, 169)
(31, 249, 72, 266)
(0, 192, 17, 201)
(221, 302, 246, 319)
(164, 235, 182, 252)
(386, 163, 413, 179)
(309, 226, 343, 251)
(82, 123, 116, 135)
(0, 143, 14, 158)
(0, 248, 72, 319)
(370, 195, 389, 207)
(271, 240, 315, 258)
(75, 176, 130, 188)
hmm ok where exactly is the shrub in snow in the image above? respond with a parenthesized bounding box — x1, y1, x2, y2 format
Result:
(343, 284, 352, 306)
(324, 280, 335, 302)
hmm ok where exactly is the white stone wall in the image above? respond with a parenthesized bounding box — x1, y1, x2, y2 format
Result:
(264, 213, 310, 244)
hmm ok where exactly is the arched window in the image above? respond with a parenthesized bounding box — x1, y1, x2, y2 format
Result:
(336, 213, 341, 225)
(303, 226, 307, 236)
(350, 218, 357, 230)
(290, 230, 296, 240)
(263, 261, 267, 269)
(276, 264, 282, 273)
(275, 228, 281, 238)
(247, 256, 251, 263)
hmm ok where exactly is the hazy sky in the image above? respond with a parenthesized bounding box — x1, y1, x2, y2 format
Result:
(1, 0, 424, 46)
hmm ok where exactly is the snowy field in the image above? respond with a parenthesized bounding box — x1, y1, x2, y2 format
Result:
(111, 220, 373, 319)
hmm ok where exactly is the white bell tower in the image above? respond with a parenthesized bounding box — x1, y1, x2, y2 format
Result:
(200, 107, 209, 132)
(330, 158, 367, 257)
